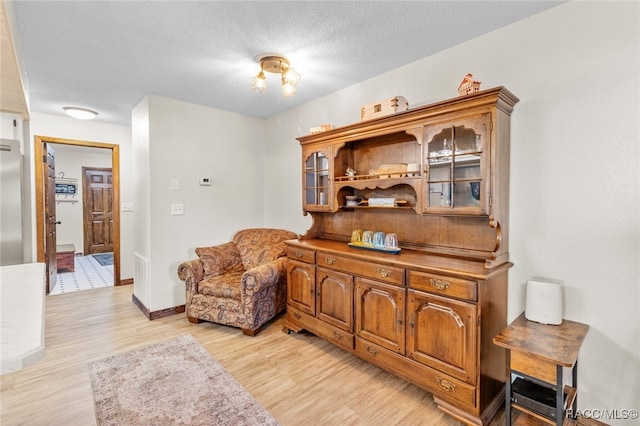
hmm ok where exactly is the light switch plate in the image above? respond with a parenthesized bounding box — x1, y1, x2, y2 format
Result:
(121, 202, 134, 212)
(199, 177, 213, 186)
(171, 178, 180, 191)
(171, 203, 184, 215)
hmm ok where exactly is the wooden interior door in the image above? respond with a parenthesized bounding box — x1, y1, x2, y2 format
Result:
(45, 144, 58, 293)
(83, 167, 113, 255)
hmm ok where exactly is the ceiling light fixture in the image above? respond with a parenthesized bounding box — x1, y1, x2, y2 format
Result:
(63, 106, 98, 120)
(251, 54, 301, 97)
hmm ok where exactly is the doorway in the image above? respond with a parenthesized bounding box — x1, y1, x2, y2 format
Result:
(35, 136, 121, 294)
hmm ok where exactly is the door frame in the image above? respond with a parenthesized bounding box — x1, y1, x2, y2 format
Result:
(35, 136, 121, 286)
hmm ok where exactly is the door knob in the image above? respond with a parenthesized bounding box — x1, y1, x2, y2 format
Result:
(55, 221, 62, 225)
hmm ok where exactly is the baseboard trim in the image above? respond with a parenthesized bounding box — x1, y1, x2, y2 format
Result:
(149, 304, 185, 320)
(119, 278, 134, 286)
(131, 293, 185, 320)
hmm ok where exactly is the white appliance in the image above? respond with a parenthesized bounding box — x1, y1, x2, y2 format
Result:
(0, 139, 23, 266)
(525, 279, 563, 325)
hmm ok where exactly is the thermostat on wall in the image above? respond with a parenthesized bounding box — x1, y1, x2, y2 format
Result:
(199, 177, 213, 186)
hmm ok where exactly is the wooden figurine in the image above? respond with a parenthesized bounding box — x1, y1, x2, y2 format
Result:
(458, 73, 481, 96)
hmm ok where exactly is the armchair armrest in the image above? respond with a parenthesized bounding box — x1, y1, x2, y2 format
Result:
(241, 256, 288, 296)
(177, 259, 204, 294)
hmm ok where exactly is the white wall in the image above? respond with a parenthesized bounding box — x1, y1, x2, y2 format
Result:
(131, 97, 151, 305)
(133, 95, 266, 311)
(28, 112, 134, 279)
(264, 1, 639, 421)
(0, 113, 24, 141)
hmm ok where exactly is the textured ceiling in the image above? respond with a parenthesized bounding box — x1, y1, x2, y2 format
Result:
(11, 1, 563, 125)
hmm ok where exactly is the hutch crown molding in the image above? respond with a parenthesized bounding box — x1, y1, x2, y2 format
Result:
(284, 87, 519, 425)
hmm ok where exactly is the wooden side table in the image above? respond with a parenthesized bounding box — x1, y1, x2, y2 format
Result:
(493, 313, 589, 426)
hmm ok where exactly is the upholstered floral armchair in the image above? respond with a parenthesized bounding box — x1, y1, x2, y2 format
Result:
(177, 228, 297, 336)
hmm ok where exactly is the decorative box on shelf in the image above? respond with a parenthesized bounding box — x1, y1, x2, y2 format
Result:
(367, 197, 396, 207)
(309, 124, 334, 134)
(361, 96, 408, 121)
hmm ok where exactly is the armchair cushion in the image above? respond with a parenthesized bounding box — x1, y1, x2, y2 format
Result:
(195, 242, 244, 278)
(198, 269, 244, 299)
(233, 228, 292, 271)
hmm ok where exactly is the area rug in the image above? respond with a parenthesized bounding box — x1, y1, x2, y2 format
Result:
(88, 334, 279, 426)
(91, 252, 113, 266)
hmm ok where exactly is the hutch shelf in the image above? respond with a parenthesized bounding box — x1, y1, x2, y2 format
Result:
(284, 87, 519, 425)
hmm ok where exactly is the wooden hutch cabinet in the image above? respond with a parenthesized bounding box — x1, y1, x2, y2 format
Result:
(284, 87, 518, 425)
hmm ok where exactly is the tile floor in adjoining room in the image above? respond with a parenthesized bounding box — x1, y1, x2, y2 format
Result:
(50, 255, 114, 295)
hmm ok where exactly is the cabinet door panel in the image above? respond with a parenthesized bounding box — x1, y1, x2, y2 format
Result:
(355, 277, 405, 354)
(287, 260, 315, 315)
(303, 147, 332, 211)
(316, 267, 354, 332)
(407, 290, 477, 384)
(424, 113, 490, 215)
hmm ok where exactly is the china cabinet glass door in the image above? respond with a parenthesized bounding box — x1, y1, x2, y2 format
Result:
(304, 150, 331, 210)
(424, 114, 489, 214)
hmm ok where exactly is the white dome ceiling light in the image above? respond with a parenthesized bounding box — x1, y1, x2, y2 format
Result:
(63, 107, 98, 120)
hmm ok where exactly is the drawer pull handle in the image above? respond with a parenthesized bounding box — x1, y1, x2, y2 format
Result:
(367, 346, 378, 356)
(430, 278, 450, 290)
(436, 377, 456, 392)
(295, 251, 304, 258)
(325, 257, 336, 265)
(293, 312, 301, 320)
(376, 268, 391, 278)
(333, 331, 343, 341)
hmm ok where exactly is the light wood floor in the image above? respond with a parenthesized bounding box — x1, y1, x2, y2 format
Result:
(0, 285, 520, 426)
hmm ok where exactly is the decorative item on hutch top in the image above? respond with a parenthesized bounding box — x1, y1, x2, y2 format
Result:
(458, 73, 481, 96)
(361, 96, 409, 121)
(286, 87, 519, 426)
(310, 123, 334, 134)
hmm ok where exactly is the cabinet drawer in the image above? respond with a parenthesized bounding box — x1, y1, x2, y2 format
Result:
(511, 351, 557, 385)
(317, 252, 404, 286)
(408, 271, 477, 301)
(319, 320, 355, 352)
(355, 337, 476, 409)
(288, 305, 354, 352)
(287, 246, 315, 264)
